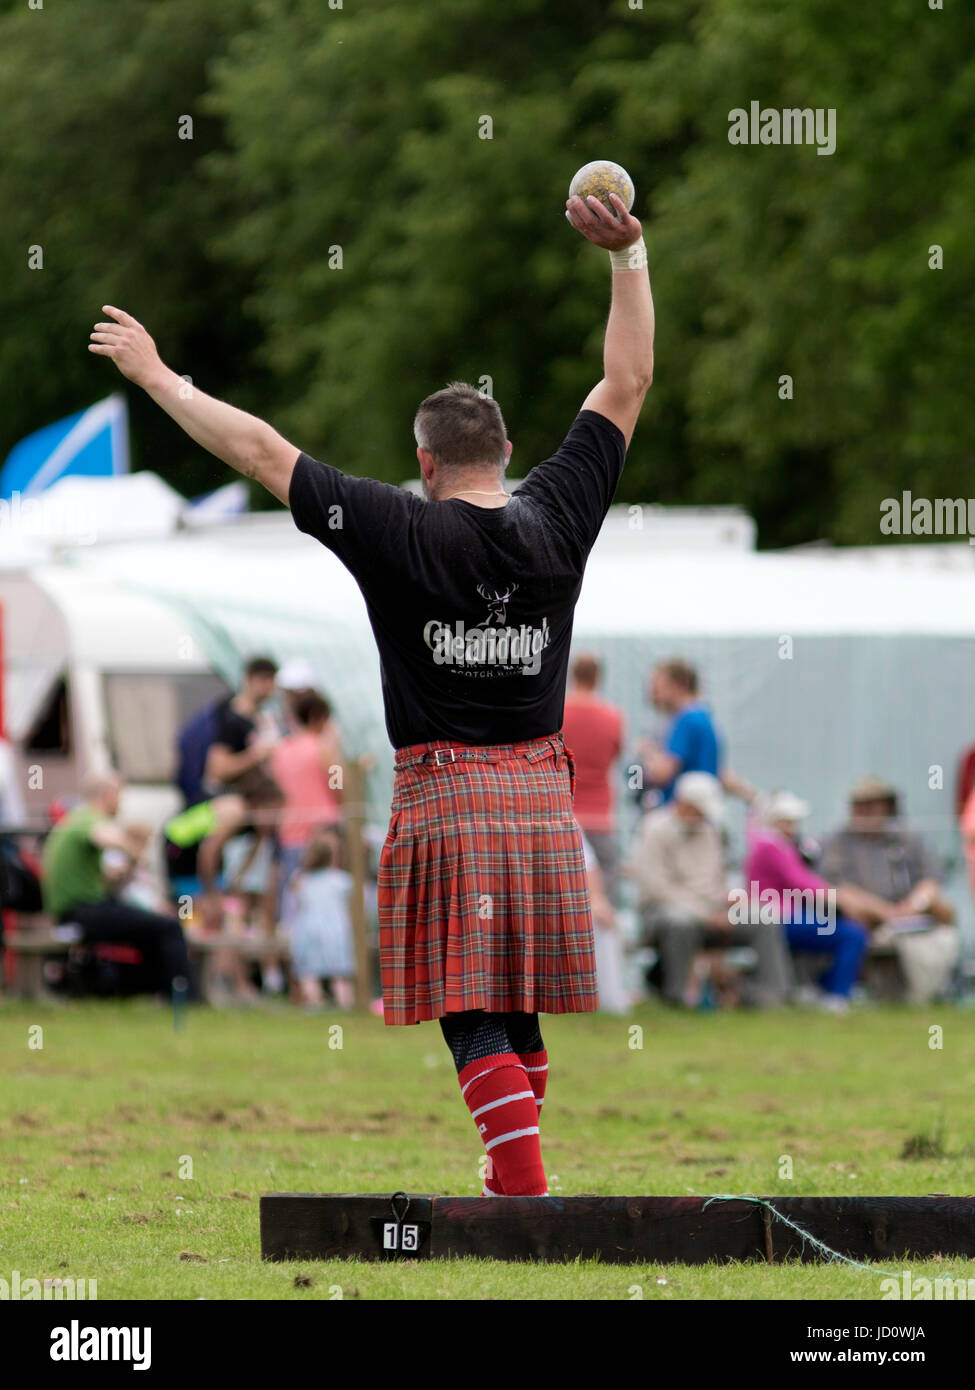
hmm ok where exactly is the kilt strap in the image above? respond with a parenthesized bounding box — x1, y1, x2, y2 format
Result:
(394, 733, 566, 772)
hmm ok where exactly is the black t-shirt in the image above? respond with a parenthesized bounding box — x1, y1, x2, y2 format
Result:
(288, 409, 626, 748)
(212, 698, 255, 756)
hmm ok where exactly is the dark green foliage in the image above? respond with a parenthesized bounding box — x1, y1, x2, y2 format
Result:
(2, 0, 970, 542)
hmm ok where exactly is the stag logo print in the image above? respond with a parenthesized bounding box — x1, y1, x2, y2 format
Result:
(477, 581, 518, 625)
(423, 580, 550, 676)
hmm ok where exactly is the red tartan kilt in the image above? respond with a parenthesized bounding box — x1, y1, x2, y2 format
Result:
(377, 732, 598, 1026)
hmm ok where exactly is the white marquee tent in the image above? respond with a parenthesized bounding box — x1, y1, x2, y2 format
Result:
(3, 487, 975, 937)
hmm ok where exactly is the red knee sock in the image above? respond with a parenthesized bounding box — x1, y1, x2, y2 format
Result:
(479, 1050, 549, 1194)
(481, 1154, 504, 1197)
(458, 1052, 547, 1197)
(518, 1049, 549, 1118)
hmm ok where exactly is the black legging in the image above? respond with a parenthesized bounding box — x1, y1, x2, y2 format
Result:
(439, 1009, 544, 1073)
(67, 899, 197, 999)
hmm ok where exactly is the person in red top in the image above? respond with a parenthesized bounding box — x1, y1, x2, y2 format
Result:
(562, 653, 624, 904)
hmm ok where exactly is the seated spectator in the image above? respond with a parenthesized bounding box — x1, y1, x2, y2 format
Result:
(41, 771, 195, 999)
(819, 777, 958, 1004)
(104, 822, 166, 913)
(624, 773, 792, 1007)
(281, 829, 354, 1010)
(745, 791, 874, 1013)
(166, 779, 284, 1001)
(199, 775, 286, 994)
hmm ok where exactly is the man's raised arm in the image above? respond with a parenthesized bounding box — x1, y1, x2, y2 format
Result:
(89, 306, 299, 504)
(566, 193, 654, 448)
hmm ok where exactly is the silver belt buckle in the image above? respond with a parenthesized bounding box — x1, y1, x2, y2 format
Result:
(432, 748, 456, 766)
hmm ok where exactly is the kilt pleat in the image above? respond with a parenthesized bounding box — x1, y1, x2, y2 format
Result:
(377, 733, 599, 1025)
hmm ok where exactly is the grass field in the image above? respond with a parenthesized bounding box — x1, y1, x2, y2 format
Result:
(1, 998, 973, 1300)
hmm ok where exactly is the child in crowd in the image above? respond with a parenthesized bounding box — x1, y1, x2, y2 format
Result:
(282, 828, 354, 1009)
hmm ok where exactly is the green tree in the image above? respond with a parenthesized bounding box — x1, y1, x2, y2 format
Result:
(204, 0, 692, 490)
(0, 0, 262, 497)
(4, 0, 970, 545)
(639, 0, 975, 544)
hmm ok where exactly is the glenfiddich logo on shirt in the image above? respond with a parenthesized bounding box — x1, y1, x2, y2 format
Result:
(423, 582, 551, 675)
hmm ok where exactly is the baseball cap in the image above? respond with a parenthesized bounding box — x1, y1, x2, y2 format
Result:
(674, 772, 724, 827)
(277, 657, 317, 692)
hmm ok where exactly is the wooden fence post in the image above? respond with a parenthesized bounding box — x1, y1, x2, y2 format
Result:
(343, 757, 371, 1009)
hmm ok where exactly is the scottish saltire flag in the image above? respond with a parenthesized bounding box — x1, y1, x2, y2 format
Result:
(0, 393, 129, 500)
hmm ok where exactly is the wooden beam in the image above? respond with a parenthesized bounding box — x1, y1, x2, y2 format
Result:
(261, 1194, 436, 1262)
(260, 1193, 975, 1265)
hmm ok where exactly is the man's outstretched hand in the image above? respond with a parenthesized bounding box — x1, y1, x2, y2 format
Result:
(89, 306, 166, 389)
(86, 302, 298, 505)
(565, 192, 642, 251)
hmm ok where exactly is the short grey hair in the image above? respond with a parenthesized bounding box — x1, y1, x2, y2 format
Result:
(413, 382, 508, 470)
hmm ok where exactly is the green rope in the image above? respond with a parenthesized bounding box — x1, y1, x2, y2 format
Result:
(701, 1194, 888, 1275)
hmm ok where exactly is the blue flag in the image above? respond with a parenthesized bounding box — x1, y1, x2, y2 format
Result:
(0, 393, 129, 500)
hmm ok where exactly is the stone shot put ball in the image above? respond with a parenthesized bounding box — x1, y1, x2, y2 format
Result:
(568, 161, 635, 219)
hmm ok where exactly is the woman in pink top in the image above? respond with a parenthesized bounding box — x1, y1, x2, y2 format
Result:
(271, 692, 344, 907)
(744, 791, 872, 1009)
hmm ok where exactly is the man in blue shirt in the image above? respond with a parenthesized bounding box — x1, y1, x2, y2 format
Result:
(636, 659, 721, 806)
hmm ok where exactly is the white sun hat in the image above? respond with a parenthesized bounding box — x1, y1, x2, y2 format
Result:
(763, 790, 812, 823)
(673, 771, 725, 827)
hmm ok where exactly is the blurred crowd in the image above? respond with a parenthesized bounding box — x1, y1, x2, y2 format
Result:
(0, 656, 360, 1009)
(567, 654, 966, 1014)
(2, 649, 973, 1013)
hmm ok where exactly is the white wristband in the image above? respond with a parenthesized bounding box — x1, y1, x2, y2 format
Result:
(610, 237, 648, 272)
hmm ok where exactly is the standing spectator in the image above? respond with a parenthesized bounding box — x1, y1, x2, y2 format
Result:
(205, 656, 280, 793)
(745, 792, 876, 1012)
(819, 777, 957, 1003)
(41, 771, 195, 998)
(634, 659, 753, 810)
(962, 783, 975, 908)
(625, 773, 791, 1007)
(955, 743, 975, 821)
(276, 657, 319, 730)
(169, 655, 280, 897)
(635, 660, 720, 807)
(562, 653, 624, 903)
(270, 691, 344, 904)
(204, 658, 284, 985)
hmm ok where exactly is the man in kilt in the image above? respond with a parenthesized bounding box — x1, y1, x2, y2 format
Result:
(89, 188, 654, 1197)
